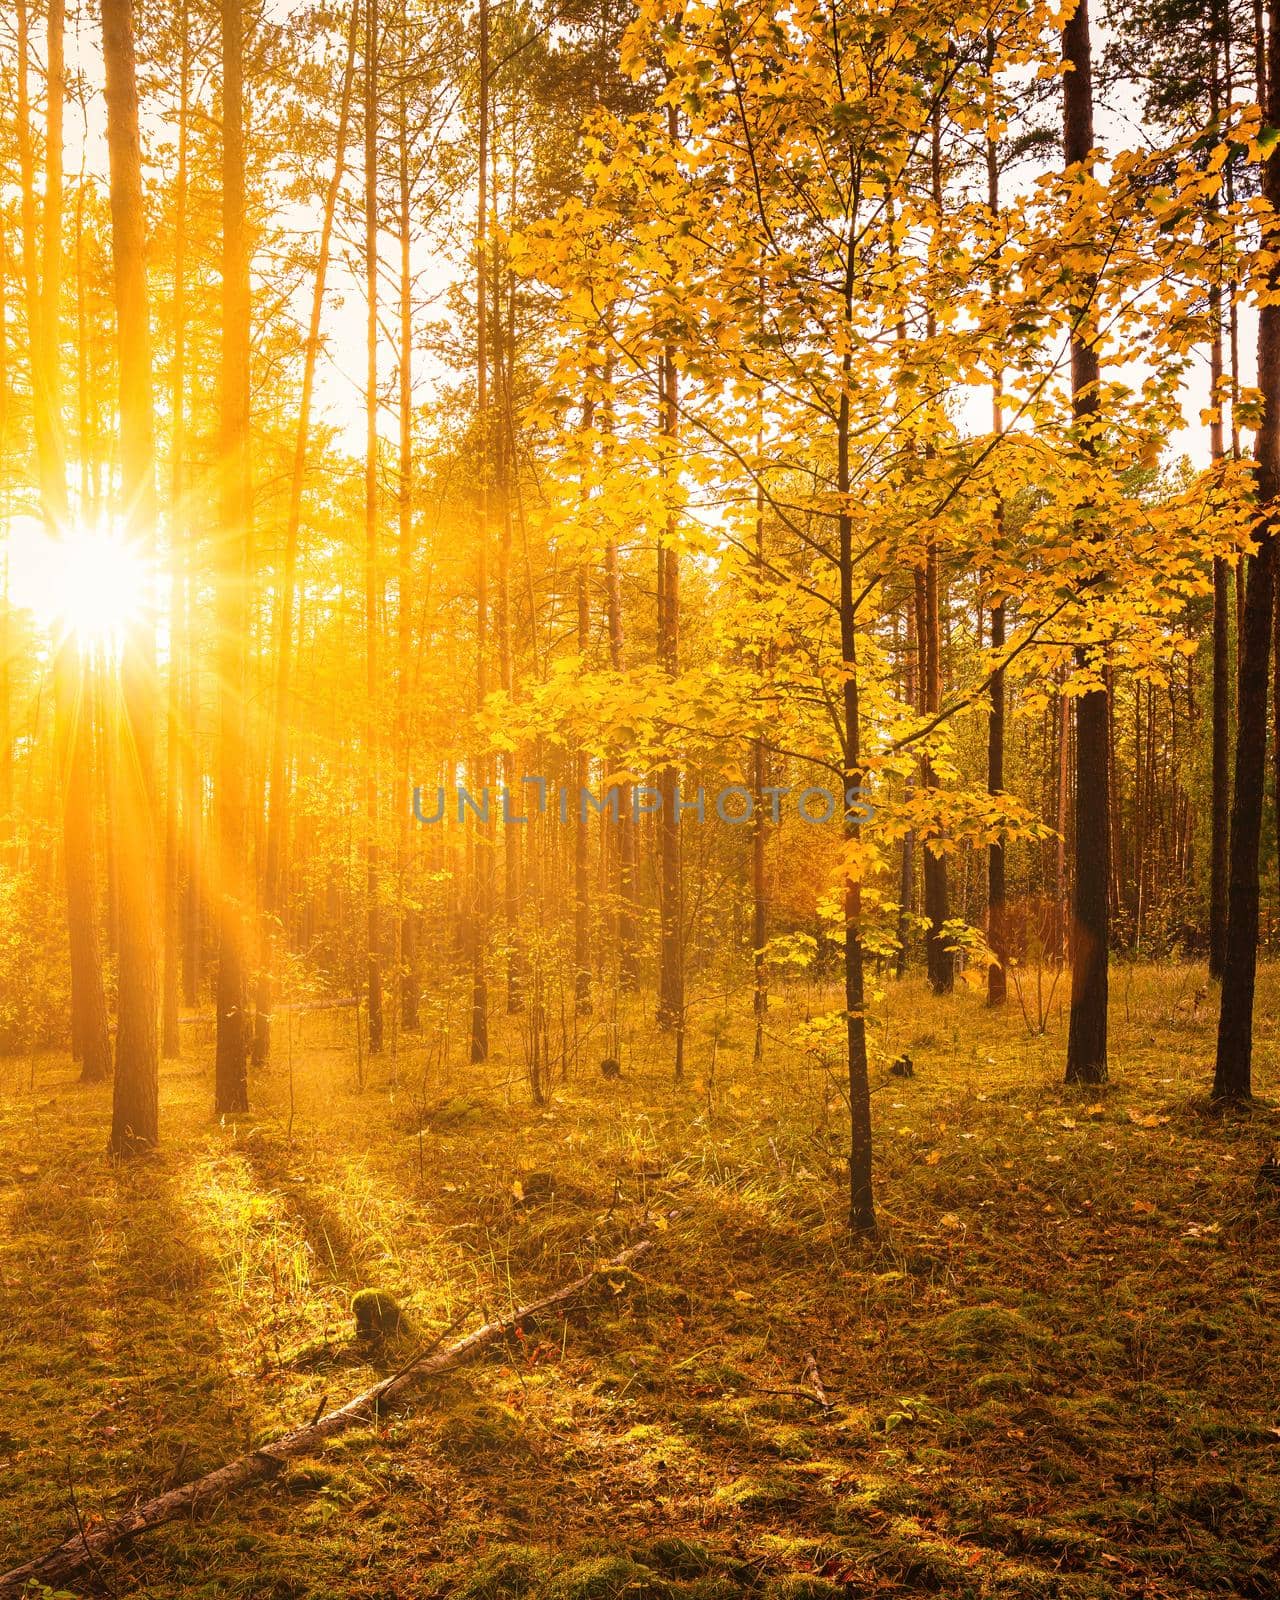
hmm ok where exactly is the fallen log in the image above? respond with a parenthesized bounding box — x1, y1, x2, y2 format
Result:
(0, 1238, 654, 1596)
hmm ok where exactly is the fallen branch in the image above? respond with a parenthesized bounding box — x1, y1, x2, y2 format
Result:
(0, 1238, 653, 1596)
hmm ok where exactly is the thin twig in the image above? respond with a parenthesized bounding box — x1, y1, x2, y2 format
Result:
(66, 1456, 118, 1600)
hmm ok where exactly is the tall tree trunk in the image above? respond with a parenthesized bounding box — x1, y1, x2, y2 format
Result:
(1210, 554, 1231, 975)
(0, 221, 11, 846)
(215, 0, 251, 1115)
(1055, 672, 1069, 960)
(181, 522, 201, 1007)
(921, 539, 950, 993)
(985, 55, 1008, 1008)
(751, 377, 768, 1055)
(604, 531, 637, 990)
(599, 340, 636, 992)
(838, 227, 874, 1234)
(364, 0, 384, 1056)
(396, 53, 420, 1033)
(163, 0, 190, 1061)
(22, 0, 113, 1081)
(921, 111, 951, 997)
(574, 568, 591, 1009)
(987, 598, 1008, 1006)
(494, 106, 523, 1017)
(1063, 0, 1109, 1086)
(61, 638, 111, 1082)
(1208, 48, 1232, 981)
(656, 348, 683, 1057)
(102, 0, 160, 1150)
(101, 650, 119, 958)
(1274, 578, 1280, 929)
(573, 389, 594, 1012)
(1214, 0, 1280, 1102)
(259, 0, 360, 1060)
(896, 601, 915, 978)
(469, 0, 490, 1065)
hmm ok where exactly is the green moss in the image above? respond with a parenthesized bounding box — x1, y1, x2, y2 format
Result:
(763, 1424, 813, 1461)
(543, 1555, 672, 1600)
(631, 1538, 716, 1579)
(973, 1371, 1030, 1398)
(854, 1481, 931, 1517)
(277, 1462, 367, 1501)
(684, 1579, 744, 1600)
(875, 1533, 978, 1593)
(350, 1287, 404, 1339)
(712, 1473, 799, 1513)
(437, 1399, 532, 1462)
(929, 1304, 1045, 1361)
(454, 1545, 549, 1600)
(759, 1580, 846, 1600)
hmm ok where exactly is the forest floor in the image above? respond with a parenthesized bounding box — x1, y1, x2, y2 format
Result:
(3, 962, 1280, 1599)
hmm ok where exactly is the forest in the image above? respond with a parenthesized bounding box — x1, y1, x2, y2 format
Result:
(4, 0, 1280, 1592)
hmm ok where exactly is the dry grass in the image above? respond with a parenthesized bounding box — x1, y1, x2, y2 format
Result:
(2, 962, 1280, 1598)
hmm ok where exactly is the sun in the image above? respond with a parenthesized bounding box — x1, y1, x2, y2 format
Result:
(6, 515, 150, 652)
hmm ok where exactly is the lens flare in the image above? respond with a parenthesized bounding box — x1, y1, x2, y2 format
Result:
(5, 515, 149, 652)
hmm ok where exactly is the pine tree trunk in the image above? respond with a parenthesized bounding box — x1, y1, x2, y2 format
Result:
(656, 348, 683, 1054)
(1063, 0, 1109, 1086)
(364, 0, 384, 1057)
(215, 0, 251, 1115)
(575, 550, 591, 1011)
(61, 647, 111, 1081)
(162, 0, 190, 1061)
(397, 53, 420, 1032)
(469, 0, 491, 1066)
(921, 114, 951, 997)
(1274, 579, 1280, 932)
(987, 600, 1008, 1007)
(838, 229, 874, 1235)
(1210, 547, 1231, 976)
(604, 527, 638, 989)
(21, 0, 112, 1081)
(751, 730, 768, 1055)
(922, 537, 951, 994)
(0, 221, 11, 847)
(751, 405, 768, 1056)
(181, 545, 201, 1007)
(896, 600, 915, 979)
(985, 70, 1007, 1008)
(1208, 53, 1231, 981)
(102, 0, 160, 1150)
(258, 0, 360, 1060)
(493, 117, 523, 1018)
(1214, 0, 1280, 1100)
